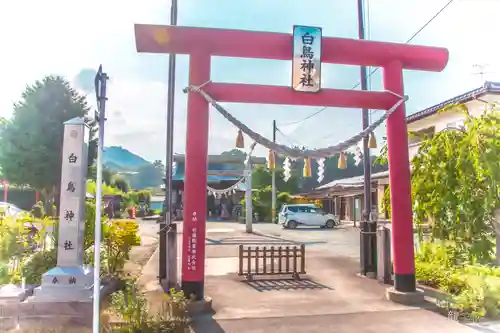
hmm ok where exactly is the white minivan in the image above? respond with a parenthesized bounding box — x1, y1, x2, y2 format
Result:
(278, 204, 339, 229)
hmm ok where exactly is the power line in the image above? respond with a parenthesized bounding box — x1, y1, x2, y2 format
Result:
(277, 0, 455, 128)
(278, 106, 328, 127)
(275, 127, 303, 147)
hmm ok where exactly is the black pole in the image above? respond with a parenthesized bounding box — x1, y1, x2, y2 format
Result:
(273, 120, 277, 143)
(358, 0, 377, 277)
(159, 0, 178, 285)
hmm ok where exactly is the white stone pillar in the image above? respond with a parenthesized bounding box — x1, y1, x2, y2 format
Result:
(31, 118, 94, 302)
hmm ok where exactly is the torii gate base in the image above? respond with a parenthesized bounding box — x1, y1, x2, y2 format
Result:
(134, 24, 448, 302)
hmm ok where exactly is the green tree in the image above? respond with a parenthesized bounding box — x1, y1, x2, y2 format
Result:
(0, 116, 7, 180)
(112, 174, 130, 193)
(103, 167, 114, 185)
(251, 165, 299, 193)
(152, 159, 163, 168)
(0, 76, 95, 214)
(87, 165, 113, 184)
(130, 162, 164, 189)
(380, 104, 500, 262)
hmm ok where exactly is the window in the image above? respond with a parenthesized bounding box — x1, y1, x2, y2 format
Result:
(446, 120, 464, 129)
(297, 206, 310, 213)
(287, 206, 299, 213)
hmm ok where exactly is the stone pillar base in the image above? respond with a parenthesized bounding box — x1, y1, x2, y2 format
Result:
(386, 287, 425, 305)
(29, 265, 94, 303)
(1, 301, 93, 331)
(0, 284, 27, 303)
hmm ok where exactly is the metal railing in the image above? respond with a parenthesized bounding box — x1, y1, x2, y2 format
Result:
(238, 244, 306, 281)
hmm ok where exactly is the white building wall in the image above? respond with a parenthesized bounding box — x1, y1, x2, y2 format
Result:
(406, 97, 493, 160)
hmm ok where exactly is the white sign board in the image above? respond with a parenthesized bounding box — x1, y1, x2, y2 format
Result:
(292, 25, 322, 93)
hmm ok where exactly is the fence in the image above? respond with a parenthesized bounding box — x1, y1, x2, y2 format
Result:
(238, 244, 306, 281)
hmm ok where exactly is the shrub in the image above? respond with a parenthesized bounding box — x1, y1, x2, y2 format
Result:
(0, 216, 42, 264)
(31, 201, 45, 218)
(84, 220, 140, 277)
(0, 262, 10, 284)
(136, 190, 152, 206)
(21, 249, 57, 285)
(102, 220, 141, 276)
(416, 240, 500, 319)
(87, 180, 124, 196)
(0, 218, 24, 263)
(20, 218, 139, 284)
(84, 245, 109, 277)
(415, 261, 447, 289)
(109, 278, 189, 333)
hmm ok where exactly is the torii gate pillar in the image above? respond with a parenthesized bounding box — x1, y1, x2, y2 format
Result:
(134, 24, 448, 301)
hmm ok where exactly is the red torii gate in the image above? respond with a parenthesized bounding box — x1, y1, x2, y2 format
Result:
(134, 24, 448, 300)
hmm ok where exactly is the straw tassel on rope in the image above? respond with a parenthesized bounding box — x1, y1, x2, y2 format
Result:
(235, 129, 245, 148)
(338, 152, 347, 169)
(267, 150, 275, 169)
(303, 158, 312, 178)
(368, 132, 377, 149)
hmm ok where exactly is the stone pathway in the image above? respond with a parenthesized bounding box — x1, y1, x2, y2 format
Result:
(123, 219, 159, 278)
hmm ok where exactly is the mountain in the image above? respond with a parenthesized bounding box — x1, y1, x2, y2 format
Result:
(102, 146, 151, 171)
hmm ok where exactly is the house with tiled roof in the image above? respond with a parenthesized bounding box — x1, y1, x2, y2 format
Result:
(406, 81, 500, 160)
(305, 81, 500, 224)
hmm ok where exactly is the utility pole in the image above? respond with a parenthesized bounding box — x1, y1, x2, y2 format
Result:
(271, 120, 277, 223)
(159, 0, 178, 290)
(357, 0, 377, 277)
(245, 142, 257, 233)
(93, 65, 109, 333)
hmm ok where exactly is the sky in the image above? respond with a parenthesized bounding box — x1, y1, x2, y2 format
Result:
(1, 0, 499, 161)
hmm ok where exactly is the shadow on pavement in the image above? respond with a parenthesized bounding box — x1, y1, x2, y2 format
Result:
(245, 278, 333, 292)
(206, 236, 296, 246)
(191, 316, 227, 333)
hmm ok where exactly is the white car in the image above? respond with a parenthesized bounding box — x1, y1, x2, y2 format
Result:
(279, 204, 339, 229)
(0, 202, 23, 217)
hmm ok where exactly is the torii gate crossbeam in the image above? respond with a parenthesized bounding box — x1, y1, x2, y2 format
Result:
(134, 24, 448, 301)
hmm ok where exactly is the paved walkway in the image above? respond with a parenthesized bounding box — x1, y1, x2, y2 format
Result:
(139, 221, 482, 332)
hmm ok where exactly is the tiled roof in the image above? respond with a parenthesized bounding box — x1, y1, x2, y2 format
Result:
(406, 81, 500, 124)
(173, 174, 241, 182)
(316, 170, 389, 190)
